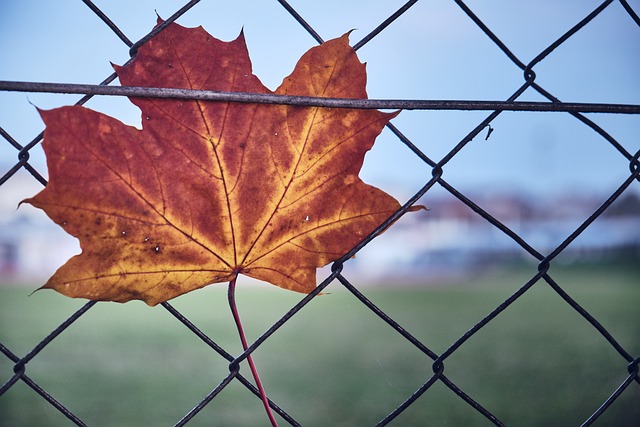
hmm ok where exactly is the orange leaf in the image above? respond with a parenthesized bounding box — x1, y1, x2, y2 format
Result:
(24, 22, 401, 305)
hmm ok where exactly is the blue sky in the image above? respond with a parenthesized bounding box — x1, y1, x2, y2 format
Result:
(1, 0, 639, 205)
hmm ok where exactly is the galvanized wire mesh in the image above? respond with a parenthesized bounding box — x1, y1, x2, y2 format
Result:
(1, 0, 639, 425)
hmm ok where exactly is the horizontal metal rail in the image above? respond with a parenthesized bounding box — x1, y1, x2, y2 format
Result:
(2, 80, 640, 114)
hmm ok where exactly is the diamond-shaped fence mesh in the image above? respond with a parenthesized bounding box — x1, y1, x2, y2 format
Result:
(1, 1, 639, 426)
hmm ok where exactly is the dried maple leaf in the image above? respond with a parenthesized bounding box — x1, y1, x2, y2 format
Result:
(24, 22, 401, 306)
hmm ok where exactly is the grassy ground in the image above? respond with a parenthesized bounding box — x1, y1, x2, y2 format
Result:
(1, 260, 639, 426)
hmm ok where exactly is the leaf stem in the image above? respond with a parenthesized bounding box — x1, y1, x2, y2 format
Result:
(228, 277, 279, 427)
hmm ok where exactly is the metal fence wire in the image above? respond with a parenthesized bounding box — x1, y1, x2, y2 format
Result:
(1, 0, 640, 426)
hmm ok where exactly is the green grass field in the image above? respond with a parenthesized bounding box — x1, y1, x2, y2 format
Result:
(1, 261, 639, 426)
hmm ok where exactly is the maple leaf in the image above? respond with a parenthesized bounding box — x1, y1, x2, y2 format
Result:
(24, 22, 401, 306)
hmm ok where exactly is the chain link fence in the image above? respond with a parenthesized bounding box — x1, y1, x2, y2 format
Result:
(1, 0, 639, 425)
